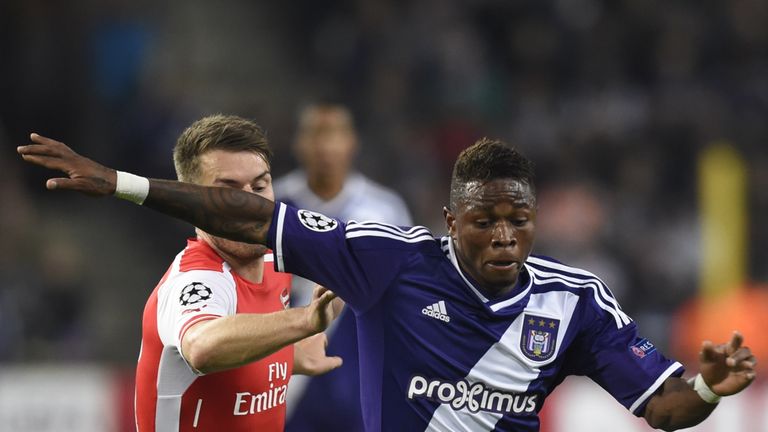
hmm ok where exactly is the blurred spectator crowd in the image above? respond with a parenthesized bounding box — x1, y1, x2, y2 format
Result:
(0, 0, 766, 365)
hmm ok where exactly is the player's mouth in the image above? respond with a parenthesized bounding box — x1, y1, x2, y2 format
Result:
(485, 260, 519, 271)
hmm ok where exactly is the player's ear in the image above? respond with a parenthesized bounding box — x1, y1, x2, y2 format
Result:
(443, 206, 456, 236)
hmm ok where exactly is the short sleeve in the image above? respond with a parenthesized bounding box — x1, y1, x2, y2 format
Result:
(156, 269, 236, 350)
(267, 202, 435, 312)
(580, 317, 684, 416)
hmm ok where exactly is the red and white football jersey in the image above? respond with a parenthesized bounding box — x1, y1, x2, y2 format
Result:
(135, 238, 293, 432)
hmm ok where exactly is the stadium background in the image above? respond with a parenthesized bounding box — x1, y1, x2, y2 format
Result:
(1, 0, 766, 430)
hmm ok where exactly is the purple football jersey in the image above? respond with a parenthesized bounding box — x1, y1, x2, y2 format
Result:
(267, 202, 683, 432)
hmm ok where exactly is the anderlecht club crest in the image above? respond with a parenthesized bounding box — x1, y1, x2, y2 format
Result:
(520, 314, 560, 361)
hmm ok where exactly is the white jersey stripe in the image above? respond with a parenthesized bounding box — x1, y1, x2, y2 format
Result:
(530, 272, 625, 329)
(629, 362, 684, 414)
(345, 230, 435, 243)
(489, 266, 534, 312)
(275, 202, 287, 272)
(347, 220, 427, 234)
(546, 269, 631, 325)
(440, 237, 450, 255)
(526, 257, 628, 322)
(531, 268, 631, 325)
(447, 238, 489, 303)
(346, 224, 431, 239)
(527, 256, 608, 282)
(426, 291, 580, 430)
(346, 227, 431, 240)
(526, 262, 632, 326)
(192, 398, 203, 428)
(526, 257, 629, 319)
(426, 407, 502, 431)
(155, 346, 198, 431)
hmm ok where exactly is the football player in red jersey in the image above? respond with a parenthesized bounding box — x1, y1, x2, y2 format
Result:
(134, 115, 344, 431)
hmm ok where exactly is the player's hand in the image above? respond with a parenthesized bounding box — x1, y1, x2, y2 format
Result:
(293, 332, 343, 376)
(328, 286, 345, 320)
(17, 133, 116, 196)
(698, 331, 757, 396)
(305, 285, 344, 334)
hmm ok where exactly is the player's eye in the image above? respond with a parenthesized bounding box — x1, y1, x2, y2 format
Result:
(512, 218, 529, 227)
(475, 219, 491, 228)
(218, 180, 241, 188)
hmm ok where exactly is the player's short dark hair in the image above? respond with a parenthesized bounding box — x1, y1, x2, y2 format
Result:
(297, 100, 354, 129)
(449, 138, 536, 209)
(173, 114, 272, 183)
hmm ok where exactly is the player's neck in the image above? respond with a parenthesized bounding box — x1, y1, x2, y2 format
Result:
(201, 238, 266, 283)
(482, 268, 529, 300)
(224, 255, 265, 284)
(307, 174, 345, 201)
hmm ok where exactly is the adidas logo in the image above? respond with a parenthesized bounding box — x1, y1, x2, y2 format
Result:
(422, 300, 451, 323)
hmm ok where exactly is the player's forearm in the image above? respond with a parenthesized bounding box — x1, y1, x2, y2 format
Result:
(643, 377, 717, 431)
(183, 308, 318, 374)
(145, 179, 274, 245)
(17, 136, 272, 242)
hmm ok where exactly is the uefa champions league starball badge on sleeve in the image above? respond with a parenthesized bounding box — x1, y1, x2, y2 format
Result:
(298, 209, 338, 232)
(179, 282, 213, 306)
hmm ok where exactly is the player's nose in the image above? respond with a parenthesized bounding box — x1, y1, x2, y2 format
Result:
(491, 222, 516, 248)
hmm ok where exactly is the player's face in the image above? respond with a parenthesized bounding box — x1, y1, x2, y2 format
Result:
(295, 107, 357, 181)
(196, 149, 273, 259)
(445, 178, 536, 298)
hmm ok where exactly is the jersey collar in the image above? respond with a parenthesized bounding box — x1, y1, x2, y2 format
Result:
(444, 236, 533, 312)
(294, 170, 366, 214)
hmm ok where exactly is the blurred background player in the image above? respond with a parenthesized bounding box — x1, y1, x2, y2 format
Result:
(275, 101, 413, 432)
(134, 115, 343, 432)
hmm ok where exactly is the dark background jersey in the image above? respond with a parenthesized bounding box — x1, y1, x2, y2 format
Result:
(267, 203, 683, 432)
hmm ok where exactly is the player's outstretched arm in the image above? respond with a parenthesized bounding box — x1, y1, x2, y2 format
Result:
(182, 286, 343, 374)
(643, 331, 757, 431)
(18, 133, 273, 244)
